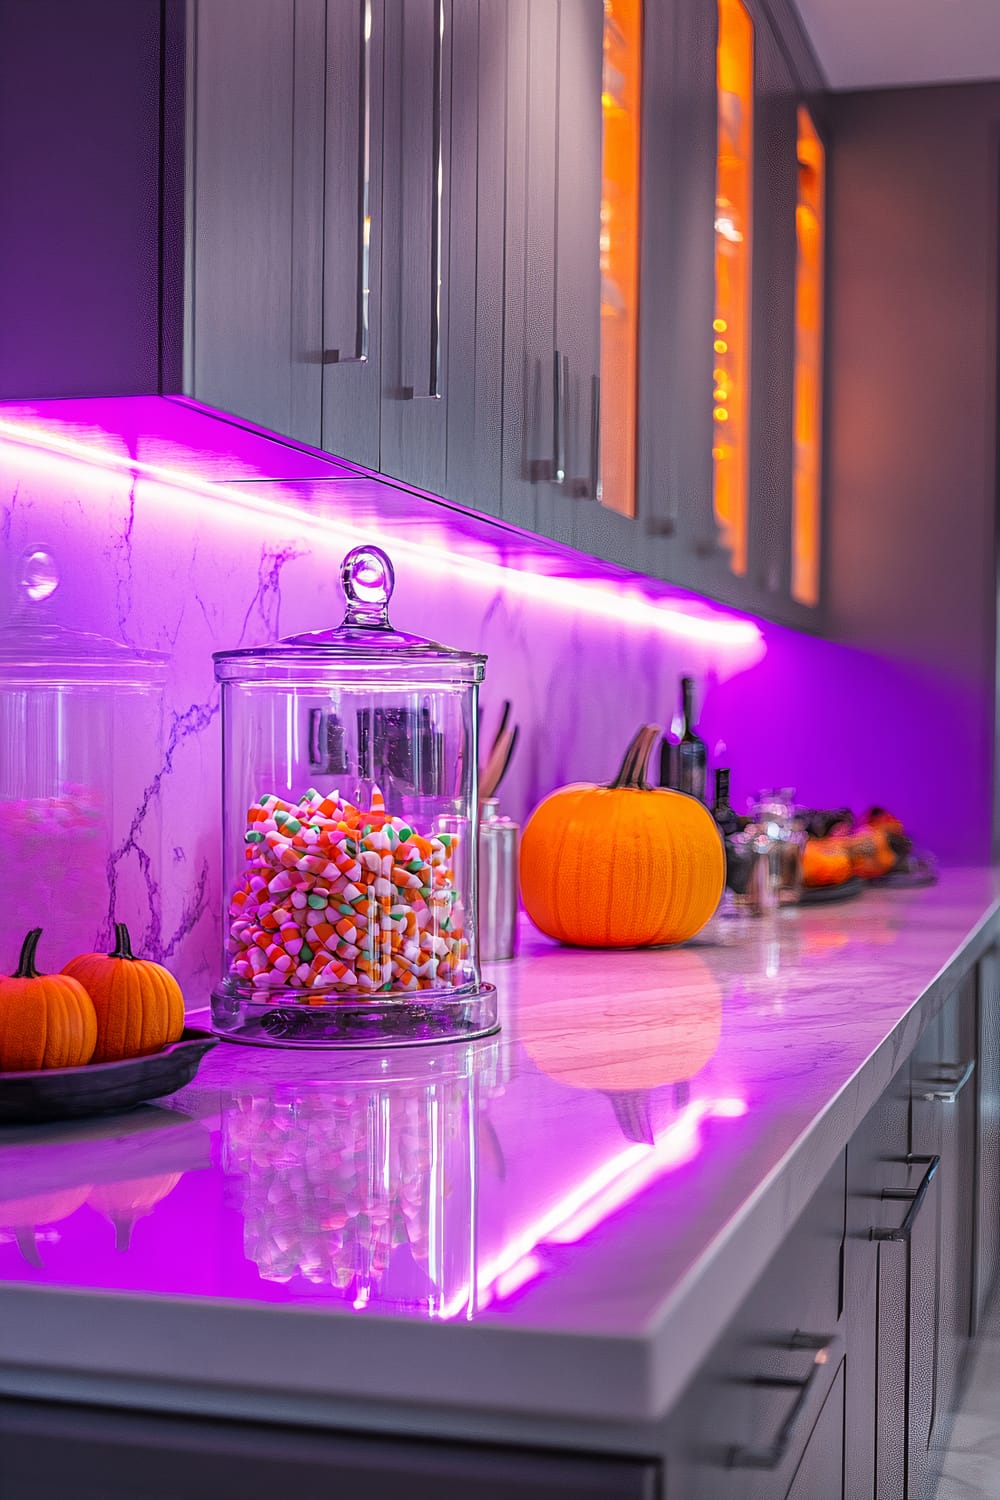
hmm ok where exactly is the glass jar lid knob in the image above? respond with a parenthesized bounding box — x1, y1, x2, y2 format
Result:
(340, 544, 395, 631)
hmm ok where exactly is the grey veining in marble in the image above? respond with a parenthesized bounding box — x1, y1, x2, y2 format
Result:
(0, 871, 997, 1435)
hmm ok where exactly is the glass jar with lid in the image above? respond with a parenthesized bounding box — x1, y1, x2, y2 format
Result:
(212, 544, 497, 1047)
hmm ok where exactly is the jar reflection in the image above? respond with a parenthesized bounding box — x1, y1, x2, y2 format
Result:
(221, 1041, 497, 1316)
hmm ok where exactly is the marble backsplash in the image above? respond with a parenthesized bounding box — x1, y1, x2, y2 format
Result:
(0, 396, 989, 999)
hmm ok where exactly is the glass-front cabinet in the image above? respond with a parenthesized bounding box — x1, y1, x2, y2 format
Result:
(185, 0, 827, 626)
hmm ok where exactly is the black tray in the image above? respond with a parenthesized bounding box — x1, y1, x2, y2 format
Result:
(798, 876, 866, 905)
(0, 1029, 219, 1125)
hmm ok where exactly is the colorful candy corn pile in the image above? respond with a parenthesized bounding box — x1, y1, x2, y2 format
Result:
(228, 787, 469, 997)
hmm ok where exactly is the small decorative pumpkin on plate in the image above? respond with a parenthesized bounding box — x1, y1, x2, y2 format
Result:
(0, 929, 97, 1073)
(63, 923, 184, 1064)
(519, 724, 725, 948)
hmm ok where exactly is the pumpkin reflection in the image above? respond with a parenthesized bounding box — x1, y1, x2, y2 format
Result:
(0, 1184, 91, 1267)
(519, 952, 723, 1142)
(89, 1172, 184, 1252)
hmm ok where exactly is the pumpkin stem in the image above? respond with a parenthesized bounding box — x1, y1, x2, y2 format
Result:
(113, 1217, 134, 1254)
(110, 923, 138, 961)
(605, 1090, 656, 1145)
(607, 725, 660, 792)
(13, 928, 43, 979)
(15, 1226, 43, 1268)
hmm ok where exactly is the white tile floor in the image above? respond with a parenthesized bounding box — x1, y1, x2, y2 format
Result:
(937, 1297, 1000, 1499)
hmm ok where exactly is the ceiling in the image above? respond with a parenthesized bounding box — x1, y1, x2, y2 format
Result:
(791, 0, 1000, 90)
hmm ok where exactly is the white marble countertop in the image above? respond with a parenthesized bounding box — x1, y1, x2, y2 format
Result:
(1, 869, 998, 1441)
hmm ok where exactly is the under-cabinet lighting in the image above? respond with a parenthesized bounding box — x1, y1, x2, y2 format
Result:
(0, 417, 765, 652)
(437, 1096, 748, 1318)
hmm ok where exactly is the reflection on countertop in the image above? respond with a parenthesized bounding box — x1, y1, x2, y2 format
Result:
(0, 870, 997, 1421)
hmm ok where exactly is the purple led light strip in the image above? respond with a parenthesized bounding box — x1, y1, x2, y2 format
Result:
(0, 418, 764, 651)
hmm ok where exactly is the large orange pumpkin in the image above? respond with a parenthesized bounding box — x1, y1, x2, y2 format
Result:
(519, 725, 724, 948)
(63, 923, 184, 1064)
(0, 929, 97, 1073)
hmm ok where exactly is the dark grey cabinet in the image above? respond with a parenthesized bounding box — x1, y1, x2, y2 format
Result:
(846, 975, 979, 1500)
(0, 1399, 659, 1499)
(501, 0, 603, 548)
(185, 0, 826, 628)
(911, 974, 977, 1456)
(974, 945, 1000, 1331)
(664, 1151, 846, 1499)
(188, 0, 503, 491)
(319, 0, 385, 471)
(187, 0, 325, 446)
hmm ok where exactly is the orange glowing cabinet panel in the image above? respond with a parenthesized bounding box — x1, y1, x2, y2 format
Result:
(793, 106, 824, 606)
(599, 0, 642, 518)
(713, 0, 753, 576)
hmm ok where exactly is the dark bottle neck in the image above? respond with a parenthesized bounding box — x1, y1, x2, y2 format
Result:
(680, 676, 695, 732)
(713, 768, 731, 812)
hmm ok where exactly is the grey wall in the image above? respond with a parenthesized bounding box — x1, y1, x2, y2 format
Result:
(826, 82, 1000, 858)
(0, 0, 165, 399)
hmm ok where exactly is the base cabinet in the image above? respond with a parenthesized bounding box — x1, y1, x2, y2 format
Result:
(0, 1400, 659, 1500)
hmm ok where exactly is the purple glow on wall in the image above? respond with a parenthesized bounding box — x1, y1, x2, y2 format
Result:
(0, 392, 990, 1002)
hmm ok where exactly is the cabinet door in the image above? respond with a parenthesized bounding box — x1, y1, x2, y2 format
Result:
(912, 975, 977, 1445)
(501, 0, 603, 548)
(974, 945, 1000, 1330)
(784, 1359, 844, 1500)
(664, 1150, 845, 1500)
(320, 0, 385, 471)
(639, 0, 717, 563)
(188, 0, 324, 445)
(379, 0, 454, 493)
(844, 1058, 914, 1500)
(745, 0, 796, 604)
(443, 0, 505, 515)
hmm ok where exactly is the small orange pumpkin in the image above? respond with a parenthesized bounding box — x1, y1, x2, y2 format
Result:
(63, 923, 184, 1064)
(846, 825, 898, 880)
(801, 837, 853, 888)
(0, 929, 97, 1073)
(519, 725, 725, 948)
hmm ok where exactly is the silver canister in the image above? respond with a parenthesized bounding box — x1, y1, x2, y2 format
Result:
(478, 799, 519, 961)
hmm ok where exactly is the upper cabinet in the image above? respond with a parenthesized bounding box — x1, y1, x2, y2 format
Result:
(184, 0, 827, 628)
(187, 0, 505, 499)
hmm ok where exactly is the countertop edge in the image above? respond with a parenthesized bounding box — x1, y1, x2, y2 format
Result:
(1, 884, 997, 1434)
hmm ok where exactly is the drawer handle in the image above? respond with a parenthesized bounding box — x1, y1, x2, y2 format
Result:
(919, 1059, 976, 1103)
(871, 1153, 940, 1242)
(728, 1333, 834, 1471)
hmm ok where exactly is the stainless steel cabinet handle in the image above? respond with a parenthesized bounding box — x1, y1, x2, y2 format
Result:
(325, 0, 373, 368)
(553, 350, 568, 484)
(589, 373, 602, 501)
(871, 1153, 940, 1242)
(919, 1059, 976, 1103)
(427, 0, 444, 399)
(728, 1333, 834, 1471)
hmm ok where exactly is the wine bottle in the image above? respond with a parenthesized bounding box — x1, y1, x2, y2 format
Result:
(712, 767, 741, 837)
(674, 676, 707, 802)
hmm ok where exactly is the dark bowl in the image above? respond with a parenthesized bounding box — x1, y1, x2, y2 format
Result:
(0, 1029, 219, 1125)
